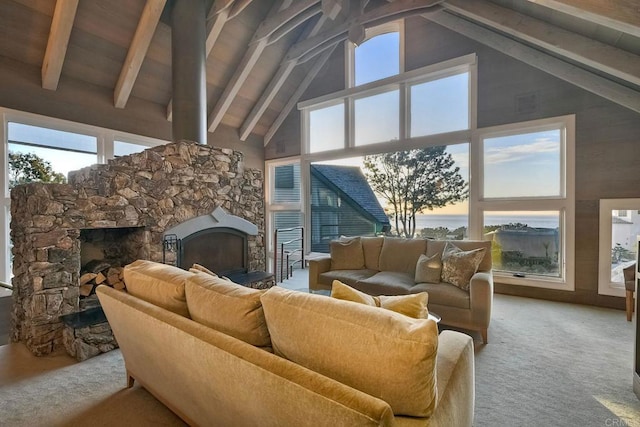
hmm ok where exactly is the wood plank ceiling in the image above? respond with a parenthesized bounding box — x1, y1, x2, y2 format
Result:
(1, 0, 639, 145)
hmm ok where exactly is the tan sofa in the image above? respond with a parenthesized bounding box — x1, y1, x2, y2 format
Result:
(98, 260, 475, 426)
(309, 237, 493, 343)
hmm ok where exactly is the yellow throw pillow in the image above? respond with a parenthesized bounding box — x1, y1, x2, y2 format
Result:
(415, 252, 442, 284)
(261, 286, 439, 418)
(330, 237, 366, 270)
(331, 280, 429, 319)
(441, 242, 486, 291)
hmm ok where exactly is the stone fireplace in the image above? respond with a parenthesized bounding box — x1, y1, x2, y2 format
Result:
(10, 141, 265, 358)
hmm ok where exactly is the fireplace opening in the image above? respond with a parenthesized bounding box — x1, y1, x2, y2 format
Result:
(179, 227, 247, 276)
(78, 226, 148, 308)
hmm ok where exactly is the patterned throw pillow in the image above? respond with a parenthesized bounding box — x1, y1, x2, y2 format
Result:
(331, 280, 429, 319)
(415, 252, 442, 284)
(441, 242, 485, 291)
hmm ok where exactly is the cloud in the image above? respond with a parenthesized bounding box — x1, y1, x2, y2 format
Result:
(485, 137, 559, 165)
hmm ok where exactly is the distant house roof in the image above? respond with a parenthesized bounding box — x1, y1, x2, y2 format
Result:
(311, 164, 389, 225)
(613, 216, 633, 224)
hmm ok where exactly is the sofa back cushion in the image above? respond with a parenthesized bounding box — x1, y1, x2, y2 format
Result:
(261, 286, 439, 417)
(330, 237, 365, 270)
(361, 236, 384, 270)
(185, 274, 271, 348)
(426, 240, 492, 272)
(123, 260, 192, 317)
(378, 238, 428, 275)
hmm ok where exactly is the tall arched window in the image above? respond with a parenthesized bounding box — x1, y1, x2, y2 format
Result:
(348, 22, 403, 88)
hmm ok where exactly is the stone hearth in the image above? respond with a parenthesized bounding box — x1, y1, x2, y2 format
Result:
(10, 141, 265, 357)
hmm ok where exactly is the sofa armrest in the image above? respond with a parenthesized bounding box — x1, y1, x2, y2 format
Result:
(468, 271, 493, 331)
(429, 330, 475, 427)
(308, 256, 332, 292)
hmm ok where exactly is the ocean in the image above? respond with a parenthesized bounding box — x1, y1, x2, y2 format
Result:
(414, 214, 559, 230)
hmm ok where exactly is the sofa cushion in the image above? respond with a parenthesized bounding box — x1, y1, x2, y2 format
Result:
(261, 287, 439, 417)
(185, 274, 270, 348)
(441, 242, 486, 291)
(123, 260, 192, 317)
(411, 282, 471, 309)
(427, 240, 492, 272)
(361, 236, 384, 270)
(330, 237, 365, 270)
(355, 271, 415, 296)
(378, 238, 427, 275)
(318, 269, 378, 287)
(189, 263, 217, 276)
(415, 252, 442, 284)
(331, 280, 429, 318)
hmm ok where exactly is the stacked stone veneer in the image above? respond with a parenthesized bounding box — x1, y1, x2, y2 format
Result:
(10, 141, 265, 357)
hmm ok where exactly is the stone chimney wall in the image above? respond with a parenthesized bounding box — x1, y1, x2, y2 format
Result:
(10, 141, 265, 356)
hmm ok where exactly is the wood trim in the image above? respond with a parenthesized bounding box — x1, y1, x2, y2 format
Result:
(114, 0, 166, 109)
(284, 0, 443, 63)
(443, 0, 640, 88)
(207, 0, 288, 133)
(251, 0, 320, 43)
(524, 0, 640, 39)
(424, 11, 640, 114)
(41, 0, 79, 90)
(240, 15, 330, 140)
(264, 46, 337, 146)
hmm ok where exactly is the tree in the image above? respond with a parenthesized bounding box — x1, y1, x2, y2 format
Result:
(363, 147, 468, 238)
(8, 152, 66, 189)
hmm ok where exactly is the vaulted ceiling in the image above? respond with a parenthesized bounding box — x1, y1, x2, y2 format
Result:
(1, 0, 639, 146)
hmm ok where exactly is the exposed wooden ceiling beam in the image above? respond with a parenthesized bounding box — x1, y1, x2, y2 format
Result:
(443, 0, 640, 88)
(240, 15, 331, 140)
(208, 0, 321, 133)
(523, 0, 640, 39)
(114, 0, 166, 109)
(284, 0, 443, 64)
(424, 10, 640, 114)
(41, 0, 79, 90)
(264, 45, 337, 146)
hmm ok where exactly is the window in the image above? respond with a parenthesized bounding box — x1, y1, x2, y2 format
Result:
(351, 24, 402, 87)
(598, 199, 640, 297)
(354, 89, 399, 146)
(409, 72, 470, 137)
(265, 160, 303, 278)
(478, 116, 575, 289)
(308, 103, 344, 154)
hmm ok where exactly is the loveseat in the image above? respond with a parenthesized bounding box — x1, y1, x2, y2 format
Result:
(98, 260, 475, 426)
(309, 237, 493, 343)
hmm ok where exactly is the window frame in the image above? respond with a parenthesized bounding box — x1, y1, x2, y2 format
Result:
(265, 157, 304, 274)
(598, 198, 640, 297)
(0, 107, 167, 283)
(475, 115, 575, 290)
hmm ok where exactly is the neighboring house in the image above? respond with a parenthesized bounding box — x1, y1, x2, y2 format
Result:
(310, 164, 390, 252)
(612, 210, 640, 252)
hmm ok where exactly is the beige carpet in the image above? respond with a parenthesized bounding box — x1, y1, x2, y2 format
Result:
(1, 294, 639, 426)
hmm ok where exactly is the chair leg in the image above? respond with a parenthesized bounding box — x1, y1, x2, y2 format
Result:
(481, 329, 488, 344)
(626, 290, 634, 322)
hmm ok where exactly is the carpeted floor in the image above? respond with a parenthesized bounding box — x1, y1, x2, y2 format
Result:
(1, 293, 639, 426)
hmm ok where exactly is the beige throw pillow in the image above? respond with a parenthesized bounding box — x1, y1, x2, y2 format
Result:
(185, 274, 271, 348)
(441, 242, 485, 291)
(330, 237, 365, 270)
(123, 260, 192, 317)
(331, 280, 429, 319)
(415, 253, 442, 284)
(261, 286, 439, 417)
